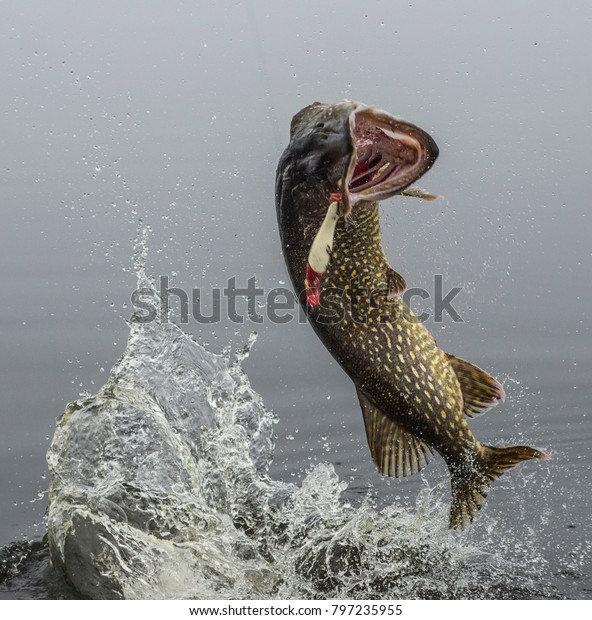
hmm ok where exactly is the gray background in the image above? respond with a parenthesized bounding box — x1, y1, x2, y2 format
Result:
(1, 0, 590, 591)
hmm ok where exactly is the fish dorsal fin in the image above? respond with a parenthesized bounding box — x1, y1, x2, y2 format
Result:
(356, 386, 433, 478)
(445, 353, 506, 418)
(386, 266, 407, 298)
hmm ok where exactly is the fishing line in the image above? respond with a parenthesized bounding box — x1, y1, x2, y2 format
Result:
(245, 1, 283, 151)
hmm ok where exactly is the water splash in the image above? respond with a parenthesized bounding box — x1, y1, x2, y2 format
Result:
(0, 230, 553, 598)
(37, 266, 555, 599)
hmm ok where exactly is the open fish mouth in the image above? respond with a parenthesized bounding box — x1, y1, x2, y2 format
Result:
(343, 105, 439, 214)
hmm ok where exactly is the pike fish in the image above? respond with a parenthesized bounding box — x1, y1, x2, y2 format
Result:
(275, 100, 549, 528)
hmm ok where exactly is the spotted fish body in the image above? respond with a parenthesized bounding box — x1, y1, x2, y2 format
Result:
(276, 101, 549, 528)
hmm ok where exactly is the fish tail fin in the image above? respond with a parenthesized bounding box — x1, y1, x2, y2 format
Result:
(449, 444, 550, 529)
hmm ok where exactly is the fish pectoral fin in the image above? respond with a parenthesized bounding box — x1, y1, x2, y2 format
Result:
(445, 353, 506, 418)
(386, 267, 407, 298)
(356, 386, 433, 478)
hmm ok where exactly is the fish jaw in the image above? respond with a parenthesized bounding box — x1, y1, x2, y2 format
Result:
(342, 102, 439, 215)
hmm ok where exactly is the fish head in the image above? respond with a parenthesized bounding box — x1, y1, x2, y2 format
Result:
(278, 100, 439, 217)
(279, 101, 356, 219)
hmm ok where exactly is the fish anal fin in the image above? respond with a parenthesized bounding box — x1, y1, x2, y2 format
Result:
(446, 353, 506, 418)
(355, 386, 433, 478)
(386, 267, 407, 299)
